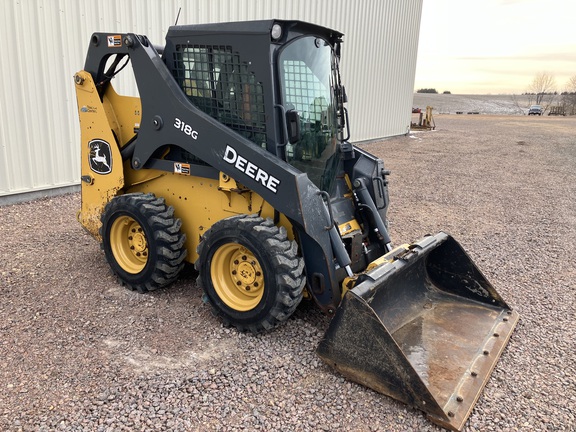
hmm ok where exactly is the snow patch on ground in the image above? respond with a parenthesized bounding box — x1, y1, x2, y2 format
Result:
(412, 94, 534, 116)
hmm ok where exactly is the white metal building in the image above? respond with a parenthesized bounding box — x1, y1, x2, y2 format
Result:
(0, 0, 422, 201)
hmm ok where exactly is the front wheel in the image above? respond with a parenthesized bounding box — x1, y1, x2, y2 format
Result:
(196, 214, 305, 333)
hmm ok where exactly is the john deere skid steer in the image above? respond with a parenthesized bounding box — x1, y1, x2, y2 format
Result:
(74, 20, 518, 430)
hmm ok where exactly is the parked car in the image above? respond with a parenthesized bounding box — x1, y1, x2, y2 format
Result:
(528, 105, 543, 115)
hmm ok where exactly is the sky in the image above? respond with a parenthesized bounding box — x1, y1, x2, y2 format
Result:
(414, 0, 576, 94)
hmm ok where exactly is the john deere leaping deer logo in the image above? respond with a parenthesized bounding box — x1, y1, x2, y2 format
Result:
(88, 139, 112, 174)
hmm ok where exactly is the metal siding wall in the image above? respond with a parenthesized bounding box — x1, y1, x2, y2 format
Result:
(0, 0, 421, 197)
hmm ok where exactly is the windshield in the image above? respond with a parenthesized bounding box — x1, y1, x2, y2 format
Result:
(279, 36, 340, 191)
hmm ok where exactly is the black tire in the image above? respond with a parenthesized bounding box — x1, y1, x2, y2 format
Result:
(196, 214, 305, 333)
(100, 193, 187, 293)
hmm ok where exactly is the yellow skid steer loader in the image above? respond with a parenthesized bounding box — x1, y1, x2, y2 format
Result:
(74, 20, 518, 430)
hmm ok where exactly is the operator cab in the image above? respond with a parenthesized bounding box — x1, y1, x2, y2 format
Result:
(164, 20, 348, 193)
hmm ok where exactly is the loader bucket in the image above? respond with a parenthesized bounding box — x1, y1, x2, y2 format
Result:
(317, 232, 519, 431)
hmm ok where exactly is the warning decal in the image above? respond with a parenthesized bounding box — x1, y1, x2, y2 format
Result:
(174, 163, 191, 175)
(107, 35, 122, 48)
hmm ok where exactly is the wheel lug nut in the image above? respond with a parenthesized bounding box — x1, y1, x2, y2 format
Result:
(136, 252, 141, 257)
(242, 255, 247, 261)
(255, 271, 261, 277)
(245, 286, 251, 291)
(131, 228, 136, 233)
(253, 282, 259, 287)
(232, 270, 237, 275)
(130, 246, 135, 250)
(234, 260, 239, 265)
(236, 281, 242, 286)
(128, 236, 133, 240)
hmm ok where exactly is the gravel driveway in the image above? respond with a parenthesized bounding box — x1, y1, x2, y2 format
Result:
(1, 114, 574, 431)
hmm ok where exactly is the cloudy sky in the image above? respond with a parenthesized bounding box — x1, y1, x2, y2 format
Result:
(414, 0, 576, 94)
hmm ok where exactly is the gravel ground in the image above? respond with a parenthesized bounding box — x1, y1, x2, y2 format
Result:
(1, 114, 575, 431)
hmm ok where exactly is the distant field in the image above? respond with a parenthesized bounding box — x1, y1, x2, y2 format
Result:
(412, 93, 548, 116)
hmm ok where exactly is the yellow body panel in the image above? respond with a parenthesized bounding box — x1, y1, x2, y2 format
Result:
(101, 86, 142, 148)
(75, 72, 141, 238)
(124, 170, 292, 263)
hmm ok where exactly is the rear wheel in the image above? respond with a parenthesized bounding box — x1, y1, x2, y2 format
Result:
(100, 193, 187, 293)
(196, 214, 305, 333)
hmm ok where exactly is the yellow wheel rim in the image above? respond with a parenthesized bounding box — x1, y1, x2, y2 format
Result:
(211, 243, 265, 311)
(110, 215, 148, 274)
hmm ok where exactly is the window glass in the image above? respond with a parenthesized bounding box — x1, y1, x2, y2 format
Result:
(279, 37, 340, 191)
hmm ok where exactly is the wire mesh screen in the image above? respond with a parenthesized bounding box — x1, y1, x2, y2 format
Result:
(172, 45, 267, 147)
(283, 60, 329, 123)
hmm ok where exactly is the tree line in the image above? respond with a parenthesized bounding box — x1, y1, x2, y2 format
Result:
(416, 89, 452, 94)
(523, 72, 576, 115)
(417, 73, 576, 115)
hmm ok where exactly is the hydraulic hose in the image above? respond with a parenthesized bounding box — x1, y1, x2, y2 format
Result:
(353, 178, 392, 252)
(319, 191, 353, 277)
